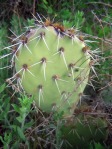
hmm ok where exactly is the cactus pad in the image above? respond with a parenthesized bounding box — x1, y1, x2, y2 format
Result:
(60, 112, 108, 149)
(12, 24, 91, 115)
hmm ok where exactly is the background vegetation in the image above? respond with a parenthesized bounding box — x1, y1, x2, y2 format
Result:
(0, 0, 112, 148)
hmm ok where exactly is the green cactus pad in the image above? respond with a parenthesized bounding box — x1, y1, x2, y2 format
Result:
(60, 114, 108, 149)
(15, 25, 90, 115)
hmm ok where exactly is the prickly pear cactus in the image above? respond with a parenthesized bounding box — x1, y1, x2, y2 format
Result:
(60, 112, 108, 149)
(7, 22, 92, 115)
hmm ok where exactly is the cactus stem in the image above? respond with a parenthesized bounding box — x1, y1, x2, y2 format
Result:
(12, 23, 92, 115)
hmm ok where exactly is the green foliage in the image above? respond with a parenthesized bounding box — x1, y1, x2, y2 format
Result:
(89, 143, 105, 149)
(11, 14, 35, 35)
(0, 132, 12, 149)
(0, 23, 8, 50)
(0, 94, 33, 148)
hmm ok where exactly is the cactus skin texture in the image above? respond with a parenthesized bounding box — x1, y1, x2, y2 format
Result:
(13, 24, 90, 116)
(60, 113, 108, 149)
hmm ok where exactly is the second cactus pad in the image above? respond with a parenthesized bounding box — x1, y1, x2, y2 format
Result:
(15, 25, 90, 115)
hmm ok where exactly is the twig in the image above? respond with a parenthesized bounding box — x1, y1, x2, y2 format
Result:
(98, 82, 112, 91)
(86, 2, 112, 8)
(92, 11, 105, 38)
